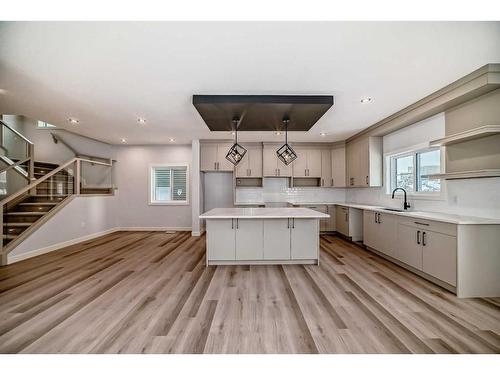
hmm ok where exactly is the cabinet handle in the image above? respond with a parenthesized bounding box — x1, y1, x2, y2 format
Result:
(331, 178, 334, 186)
(287, 218, 290, 228)
(278, 169, 280, 176)
(275, 168, 278, 176)
(378, 213, 381, 224)
(416, 230, 421, 245)
(231, 219, 234, 229)
(236, 218, 239, 229)
(422, 231, 426, 246)
(214, 162, 217, 170)
(321, 178, 324, 186)
(414, 221, 430, 226)
(345, 213, 348, 222)
(374, 212, 377, 223)
(366, 176, 369, 185)
(292, 218, 295, 229)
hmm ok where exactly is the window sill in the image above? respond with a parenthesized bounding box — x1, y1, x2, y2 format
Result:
(148, 201, 190, 206)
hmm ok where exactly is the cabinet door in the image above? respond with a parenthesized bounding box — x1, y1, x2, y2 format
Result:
(235, 152, 250, 177)
(357, 137, 370, 186)
(277, 159, 292, 177)
(346, 142, 355, 186)
(422, 230, 457, 286)
(396, 223, 422, 270)
(235, 219, 264, 260)
(263, 146, 278, 176)
(216, 143, 235, 171)
(292, 148, 308, 177)
(248, 147, 263, 177)
(306, 205, 328, 231)
(200, 144, 218, 171)
(331, 147, 346, 187)
(263, 219, 291, 260)
(327, 205, 336, 231)
(307, 149, 322, 178)
(377, 213, 397, 257)
(335, 207, 349, 237)
(290, 218, 319, 260)
(321, 149, 332, 186)
(363, 211, 379, 250)
(207, 219, 235, 260)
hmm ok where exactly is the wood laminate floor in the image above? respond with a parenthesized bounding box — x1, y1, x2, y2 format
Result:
(0, 231, 499, 354)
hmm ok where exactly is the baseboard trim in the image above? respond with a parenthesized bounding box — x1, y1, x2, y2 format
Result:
(7, 227, 121, 265)
(118, 227, 192, 232)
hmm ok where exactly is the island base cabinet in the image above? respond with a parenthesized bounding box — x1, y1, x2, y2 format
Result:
(291, 219, 319, 260)
(422, 231, 457, 286)
(235, 219, 264, 260)
(263, 219, 291, 260)
(207, 219, 235, 261)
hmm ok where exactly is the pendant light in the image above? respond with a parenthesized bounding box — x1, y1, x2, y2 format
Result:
(276, 118, 297, 165)
(225, 117, 247, 166)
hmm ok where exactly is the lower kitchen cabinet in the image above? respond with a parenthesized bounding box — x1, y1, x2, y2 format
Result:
(207, 219, 235, 261)
(396, 223, 423, 270)
(363, 211, 397, 257)
(335, 205, 363, 241)
(422, 230, 457, 286)
(290, 218, 319, 259)
(235, 219, 264, 260)
(263, 219, 291, 260)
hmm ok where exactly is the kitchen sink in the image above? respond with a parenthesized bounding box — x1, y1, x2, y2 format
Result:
(381, 208, 405, 212)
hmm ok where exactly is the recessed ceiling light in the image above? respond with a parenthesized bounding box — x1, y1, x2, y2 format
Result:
(169, 138, 175, 142)
(68, 118, 79, 124)
(275, 131, 282, 136)
(120, 138, 127, 143)
(137, 117, 146, 124)
(0, 88, 7, 95)
(231, 131, 236, 135)
(360, 97, 373, 103)
(320, 132, 327, 137)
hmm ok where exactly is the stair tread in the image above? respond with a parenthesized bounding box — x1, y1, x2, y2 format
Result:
(6, 212, 46, 215)
(3, 222, 31, 227)
(18, 202, 58, 206)
(2, 234, 18, 240)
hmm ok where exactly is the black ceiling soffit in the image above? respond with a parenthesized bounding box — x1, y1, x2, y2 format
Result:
(192, 95, 334, 132)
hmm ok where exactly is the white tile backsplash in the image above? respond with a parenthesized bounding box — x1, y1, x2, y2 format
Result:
(235, 177, 346, 204)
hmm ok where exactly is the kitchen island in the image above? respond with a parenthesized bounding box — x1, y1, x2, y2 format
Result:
(200, 207, 329, 265)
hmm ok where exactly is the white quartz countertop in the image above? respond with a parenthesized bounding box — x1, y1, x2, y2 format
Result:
(200, 207, 330, 219)
(287, 201, 500, 225)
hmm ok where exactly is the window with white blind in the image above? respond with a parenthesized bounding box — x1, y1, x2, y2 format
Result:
(149, 165, 189, 205)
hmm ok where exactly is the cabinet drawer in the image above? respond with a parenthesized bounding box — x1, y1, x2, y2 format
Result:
(397, 216, 457, 236)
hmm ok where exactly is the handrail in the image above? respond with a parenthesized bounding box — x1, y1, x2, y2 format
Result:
(51, 132, 113, 165)
(0, 156, 31, 175)
(0, 119, 34, 145)
(0, 157, 113, 206)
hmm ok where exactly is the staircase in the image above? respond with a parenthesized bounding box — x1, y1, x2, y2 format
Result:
(2, 161, 73, 247)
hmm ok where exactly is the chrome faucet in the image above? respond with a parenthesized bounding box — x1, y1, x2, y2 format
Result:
(392, 188, 411, 210)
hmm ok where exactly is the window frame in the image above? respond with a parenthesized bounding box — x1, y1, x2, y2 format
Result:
(386, 145, 444, 200)
(148, 163, 190, 206)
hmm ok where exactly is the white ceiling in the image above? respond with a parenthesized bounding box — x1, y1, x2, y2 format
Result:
(1, 21, 499, 145)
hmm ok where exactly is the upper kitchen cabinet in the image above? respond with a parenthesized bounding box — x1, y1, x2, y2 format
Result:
(320, 149, 332, 187)
(200, 142, 234, 172)
(292, 147, 322, 178)
(263, 144, 292, 177)
(235, 144, 263, 178)
(346, 136, 382, 187)
(331, 144, 346, 187)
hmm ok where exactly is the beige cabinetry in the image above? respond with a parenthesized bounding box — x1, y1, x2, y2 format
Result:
(331, 145, 346, 187)
(335, 205, 363, 241)
(292, 147, 322, 177)
(235, 145, 263, 177)
(263, 144, 292, 177)
(346, 136, 382, 187)
(395, 218, 457, 286)
(363, 211, 397, 258)
(321, 149, 332, 187)
(201, 142, 234, 172)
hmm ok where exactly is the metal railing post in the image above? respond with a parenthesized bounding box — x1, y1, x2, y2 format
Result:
(0, 204, 5, 266)
(75, 159, 81, 195)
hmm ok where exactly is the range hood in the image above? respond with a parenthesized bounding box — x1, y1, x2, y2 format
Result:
(193, 95, 334, 131)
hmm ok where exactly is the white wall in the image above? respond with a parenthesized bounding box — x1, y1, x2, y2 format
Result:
(8, 195, 119, 262)
(114, 144, 193, 229)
